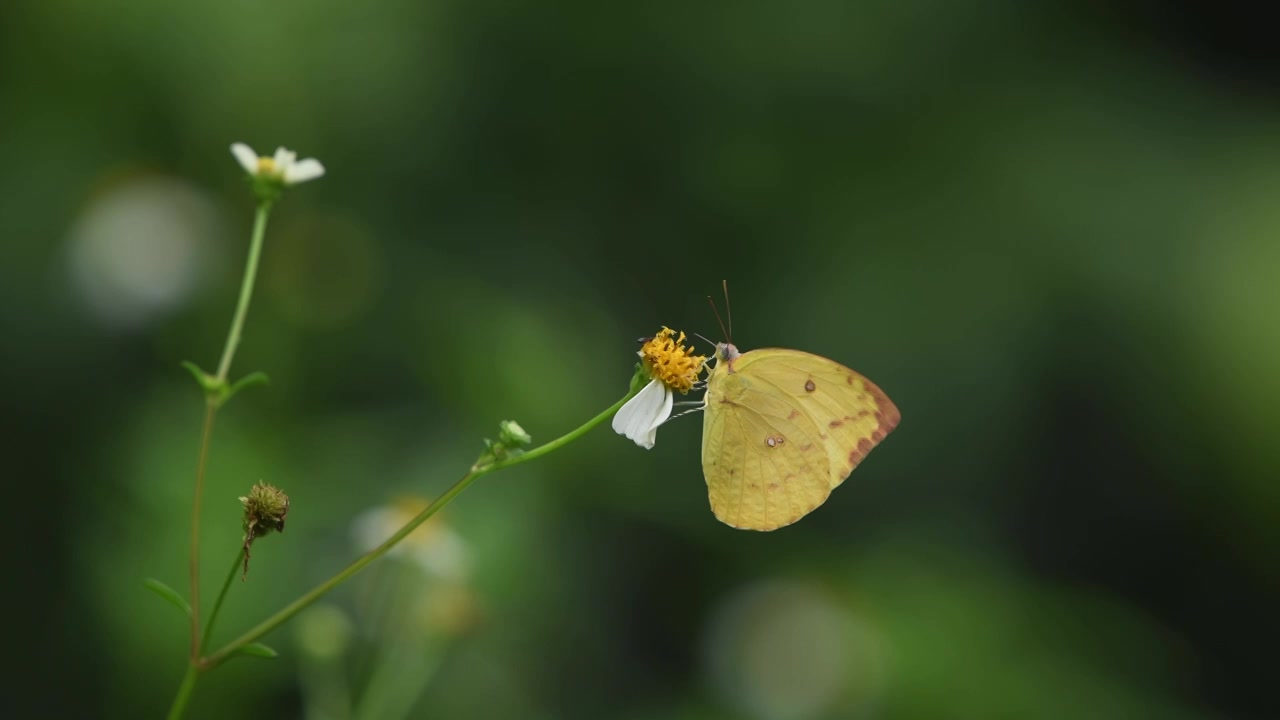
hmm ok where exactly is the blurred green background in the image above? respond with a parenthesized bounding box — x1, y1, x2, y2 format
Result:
(3, 1, 1278, 718)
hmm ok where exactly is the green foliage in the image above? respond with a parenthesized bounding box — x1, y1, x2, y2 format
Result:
(142, 579, 191, 619)
(181, 361, 269, 408)
(235, 643, 279, 659)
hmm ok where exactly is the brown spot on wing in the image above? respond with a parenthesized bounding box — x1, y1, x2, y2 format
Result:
(805, 379, 816, 392)
(787, 409, 802, 420)
(844, 367, 902, 436)
(848, 437, 875, 469)
(862, 377, 901, 432)
(828, 419, 844, 429)
(846, 374, 854, 384)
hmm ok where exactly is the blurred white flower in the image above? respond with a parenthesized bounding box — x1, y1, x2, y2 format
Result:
(230, 142, 325, 185)
(351, 495, 481, 637)
(350, 496, 470, 582)
(704, 579, 885, 720)
(66, 175, 217, 330)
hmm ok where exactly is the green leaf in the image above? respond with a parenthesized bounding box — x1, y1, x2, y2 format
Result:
(180, 360, 210, 386)
(225, 371, 270, 403)
(237, 642, 279, 659)
(180, 361, 225, 397)
(143, 578, 192, 618)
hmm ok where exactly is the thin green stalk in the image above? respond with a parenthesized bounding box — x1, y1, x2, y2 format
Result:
(201, 547, 247, 652)
(166, 664, 199, 720)
(354, 636, 447, 720)
(487, 393, 634, 468)
(173, 200, 275, 715)
(201, 391, 635, 670)
(216, 201, 272, 382)
(300, 649, 353, 720)
(187, 402, 216, 658)
(352, 564, 430, 720)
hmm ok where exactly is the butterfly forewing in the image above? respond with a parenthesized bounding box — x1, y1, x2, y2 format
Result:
(741, 349, 900, 487)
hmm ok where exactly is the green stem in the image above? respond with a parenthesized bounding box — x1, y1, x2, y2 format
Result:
(172, 200, 276, 717)
(352, 564, 432, 720)
(166, 663, 199, 720)
(201, 391, 635, 670)
(187, 402, 216, 658)
(216, 201, 272, 382)
(201, 546, 246, 652)
(485, 393, 635, 470)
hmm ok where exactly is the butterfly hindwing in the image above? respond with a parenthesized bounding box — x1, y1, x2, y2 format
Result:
(702, 369, 833, 530)
(701, 348, 900, 531)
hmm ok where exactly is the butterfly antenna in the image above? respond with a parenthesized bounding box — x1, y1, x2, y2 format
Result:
(707, 294, 730, 343)
(722, 279, 733, 344)
(693, 332, 716, 349)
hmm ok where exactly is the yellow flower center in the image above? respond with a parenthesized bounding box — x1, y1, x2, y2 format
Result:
(256, 157, 280, 177)
(640, 327, 706, 393)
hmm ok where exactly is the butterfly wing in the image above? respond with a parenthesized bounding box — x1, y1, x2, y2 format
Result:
(701, 348, 900, 531)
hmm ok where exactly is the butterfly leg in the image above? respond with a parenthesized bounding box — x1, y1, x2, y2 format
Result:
(663, 404, 706, 424)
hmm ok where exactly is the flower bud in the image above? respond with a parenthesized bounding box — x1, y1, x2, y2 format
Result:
(498, 420, 532, 448)
(473, 419, 535, 470)
(240, 481, 290, 579)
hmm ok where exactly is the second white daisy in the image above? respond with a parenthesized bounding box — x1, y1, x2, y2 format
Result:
(230, 142, 325, 186)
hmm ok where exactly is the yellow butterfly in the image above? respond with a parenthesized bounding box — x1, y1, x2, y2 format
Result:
(701, 341, 900, 531)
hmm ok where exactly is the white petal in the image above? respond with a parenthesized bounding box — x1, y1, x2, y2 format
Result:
(230, 143, 259, 174)
(629, 380, 667, 432)
(284, 158, 325, 184)
(640, 385, 674, 447)
(611, 381, 650, 438)
(612, 379, 667, 449)
(272, 146, 296, 169)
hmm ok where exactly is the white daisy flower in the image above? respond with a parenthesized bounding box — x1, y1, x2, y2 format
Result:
(612, 327, 705, 449)
(230, 142, 325, 185)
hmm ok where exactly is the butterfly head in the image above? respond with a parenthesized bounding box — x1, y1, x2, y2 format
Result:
(715, 342, 741, 364)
